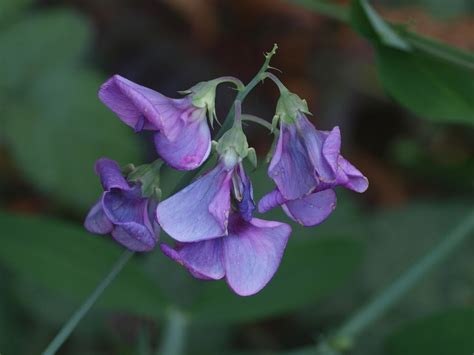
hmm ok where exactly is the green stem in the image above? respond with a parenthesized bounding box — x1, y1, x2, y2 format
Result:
(170, 44, 279, 195)
(263, 72, 288, 93)
(241, 114, 274, 132)
(316, 208, 474, 354)
(42, 250, 134, 355)
(157, 308, 188, 355)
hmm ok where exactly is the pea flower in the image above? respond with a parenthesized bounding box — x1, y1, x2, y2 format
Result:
(84, 158, 159, 252)
(157, 103, 291, 296)
(98, 75, 241, 170)
(258, 91, 368, 226)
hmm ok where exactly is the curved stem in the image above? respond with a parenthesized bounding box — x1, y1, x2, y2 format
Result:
(262, 72, 288, 93)
(212, 76, 245, 91)
(42, 250, 134, 355)
(241, 114, 273, 132)
(316, 208, 474, 354)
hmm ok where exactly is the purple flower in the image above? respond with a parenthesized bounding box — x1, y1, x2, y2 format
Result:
(84, 158, 159, 252)
(157, 158, 291, 296)
(258, 112, 368, 226)
(98, 75, 211, 170)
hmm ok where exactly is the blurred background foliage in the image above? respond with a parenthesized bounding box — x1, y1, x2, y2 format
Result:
(0, 0, 473, 354)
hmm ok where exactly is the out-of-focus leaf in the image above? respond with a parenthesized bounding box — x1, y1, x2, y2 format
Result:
(0, 9, 91, 91)
(4, 69, 141, 210)
(350, 0, 474, 125)
(375, 45, 474, 125)
(0, 0, 32, 25)
(289, 0, 349, 22)
(351, 0, 410, 51)
(189, 238, 364, 324)
(386, 307, 474, 355)
(403, 31, 474, 71)
(0, 212, 169, 317)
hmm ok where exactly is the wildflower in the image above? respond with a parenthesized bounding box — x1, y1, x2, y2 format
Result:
(98, 75, 241, 170)
(84, 158, 159, 251)
(258, 91, 368, 226)
(157, 102, 291, 296)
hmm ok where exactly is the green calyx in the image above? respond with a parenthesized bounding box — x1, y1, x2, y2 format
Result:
(183, 77, 244, 128)
(216, 122, 249, 167)
(274, 90, 311, 126)
(125, 160, 163, 200)
(216, 100, 257, 168)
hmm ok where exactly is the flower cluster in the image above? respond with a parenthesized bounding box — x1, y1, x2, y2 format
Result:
(85, 52, 368, 296)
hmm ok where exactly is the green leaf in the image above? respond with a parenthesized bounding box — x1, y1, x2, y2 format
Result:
(386, 307, 474, 355)
(0, 0, 33, 26)
(4, 69, 142, 211)
(350, 0, 410, 51)
(375, 45, 474, 125)
(288, 0, 349, 22)
(189, 238, 364, 324)
(403, 30, 474, 71)
(349, 0, 474, 124)
(0, 212, 169, 317)
(0, 9, 91, 91)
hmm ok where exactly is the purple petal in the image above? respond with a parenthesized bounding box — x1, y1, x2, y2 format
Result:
(234, 164, 255, 221)
(268, 122, 317, 200)
(282, 189, 337, 226)
(94, 158, 130, 191)
(102, 185, 148, 225)
(297, 114, 339, 183)
(257, 189, 286, 214)
(156, 164, 232, 242)
(160, 240, 225, 280)
(154, 111, 211, 170)
(336, 156, 369, 192)
(111, 223, 157, 252)
(99, 75, 194, 140)
(84, 200, 113, 234)
(223, 215, 291, 296)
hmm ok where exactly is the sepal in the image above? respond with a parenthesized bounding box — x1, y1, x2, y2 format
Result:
(274, 91, 311, 125)
(127, 160, 163, 199)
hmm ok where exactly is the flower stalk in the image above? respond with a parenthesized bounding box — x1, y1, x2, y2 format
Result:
(43, 250, 134, 355)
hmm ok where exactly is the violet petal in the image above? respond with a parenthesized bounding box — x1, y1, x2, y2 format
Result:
(268, 122, 318, 200)
(223, 215, 291, 296)
(336, 156, 369, 193)
(102, 185, 148, 225)
(282, 189, 337, 226)
(160, 240, 225, 280)
(154, 111, 211, 170)
(257, 189, 286, 214)
(95, 158, 130, 191)
(111, 224, 157, 252)
(99, 75, 193, 140)
(84, 200, 113, 234)
(157, 164, 232, 242)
